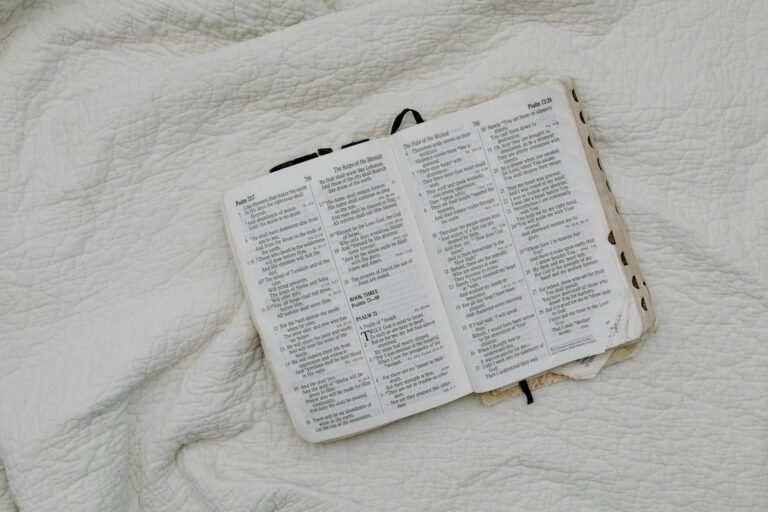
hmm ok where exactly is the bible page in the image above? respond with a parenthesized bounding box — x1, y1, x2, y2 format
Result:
(223, 139, 471, 442)
(390, 80, 631, 392)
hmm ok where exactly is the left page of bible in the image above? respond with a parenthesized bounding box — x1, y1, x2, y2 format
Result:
(222, 138, 472, 442)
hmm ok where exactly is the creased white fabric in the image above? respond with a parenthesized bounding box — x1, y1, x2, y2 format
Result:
(1, 1, 766, 510)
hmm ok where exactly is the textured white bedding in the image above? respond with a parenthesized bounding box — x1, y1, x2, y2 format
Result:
(1, 1, 766, 510)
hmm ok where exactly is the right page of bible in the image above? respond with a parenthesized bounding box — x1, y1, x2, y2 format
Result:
(391, 80, 634, 392)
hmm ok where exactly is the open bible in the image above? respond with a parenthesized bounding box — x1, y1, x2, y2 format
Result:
(222, 79, 655, 442)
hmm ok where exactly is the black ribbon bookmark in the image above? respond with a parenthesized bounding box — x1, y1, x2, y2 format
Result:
(390, 108, 424, 134)
(269, 108, 423, 174)
(519, 379, 534, 405)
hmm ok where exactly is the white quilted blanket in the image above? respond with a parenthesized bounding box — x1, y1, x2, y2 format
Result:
(1, 1, 766, 510)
